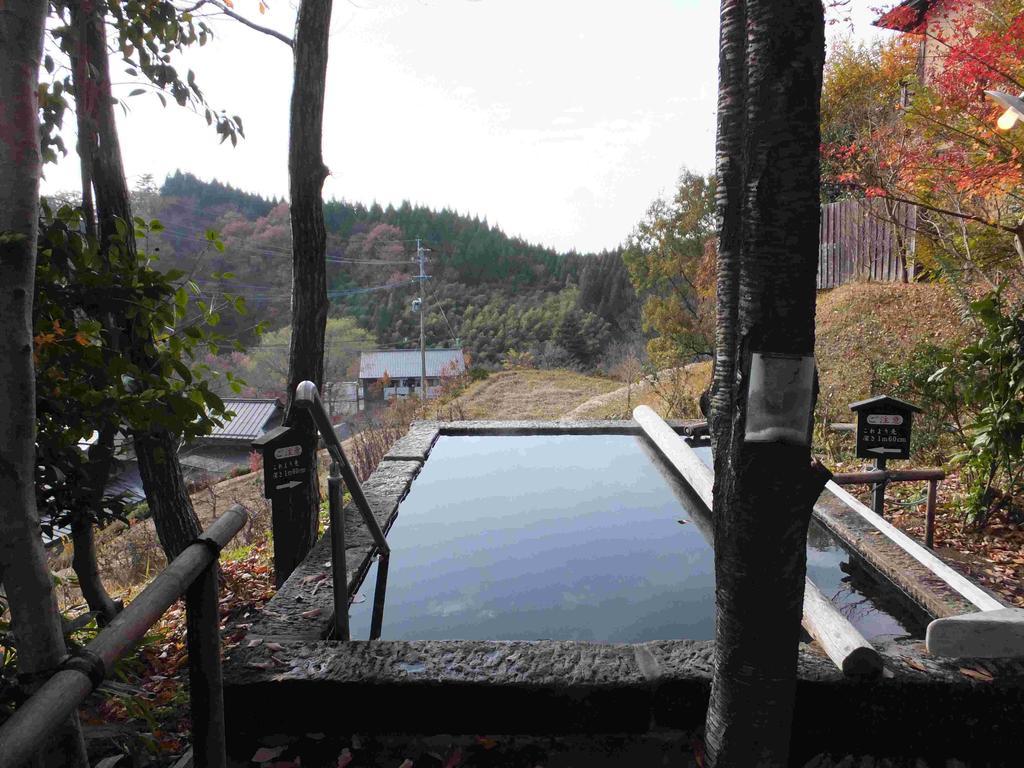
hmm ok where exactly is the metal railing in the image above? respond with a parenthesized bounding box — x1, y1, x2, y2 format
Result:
(293, 381, 390, 640)
(0, 504, 248, 768)
(832, 468, 945, 549)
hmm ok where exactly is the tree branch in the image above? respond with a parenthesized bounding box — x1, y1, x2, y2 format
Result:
(879, 193, 1019, 234)
(194, 0, 293, 47)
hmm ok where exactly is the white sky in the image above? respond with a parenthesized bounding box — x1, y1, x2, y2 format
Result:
(41, 0, 891, 253)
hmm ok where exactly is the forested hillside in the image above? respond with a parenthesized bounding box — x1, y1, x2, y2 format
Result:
(153, 172, 639, 369)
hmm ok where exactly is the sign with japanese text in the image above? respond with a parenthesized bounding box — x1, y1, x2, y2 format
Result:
(252, 425, 312, 498)
(850, 395, 921, 461)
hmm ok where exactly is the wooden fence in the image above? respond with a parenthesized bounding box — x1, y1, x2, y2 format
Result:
(817, 198, 917, 289)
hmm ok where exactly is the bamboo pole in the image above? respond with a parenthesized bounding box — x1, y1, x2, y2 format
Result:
(0, 505, 248, 767)
(632, 406, 882, 677)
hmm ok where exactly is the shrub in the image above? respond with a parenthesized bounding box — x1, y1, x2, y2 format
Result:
(881, 288, 1024, 527)
(934, 290, 1024, 527)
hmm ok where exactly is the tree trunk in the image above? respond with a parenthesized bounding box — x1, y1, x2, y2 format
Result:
(704, 2, 829, 766)
(0, 3, 89, 765)
(133, 429, 202, 560)
(70, 514, 121, 624)
(71, 0, 203, 562)
(282, 0, 335, 569)
(64, 427, 122, 624)
(286, 0, 332, 407)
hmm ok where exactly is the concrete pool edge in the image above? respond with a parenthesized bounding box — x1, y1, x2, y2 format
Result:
(224, 420, 1024, 754)
(223, 637, 1024, 760)
(237, 419, 998, 644)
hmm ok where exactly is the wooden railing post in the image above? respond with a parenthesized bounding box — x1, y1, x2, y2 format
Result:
(186, 556, 226, 768)
(925, 478, 938, 549)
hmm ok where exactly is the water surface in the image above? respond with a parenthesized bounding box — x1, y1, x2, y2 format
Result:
(349, 434, 925, 642)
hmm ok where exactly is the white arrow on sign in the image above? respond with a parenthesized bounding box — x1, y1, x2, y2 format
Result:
(867, 447, 904, 455)
(275, 480, 303, 491)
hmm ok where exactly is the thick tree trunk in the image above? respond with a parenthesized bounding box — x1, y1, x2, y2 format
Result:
(282, 0, 335, 568)
(71, 0, 203, 561)
(133, 429, 202, 559)
(0, 3, 89, 765)
(704, 2, 828, 766)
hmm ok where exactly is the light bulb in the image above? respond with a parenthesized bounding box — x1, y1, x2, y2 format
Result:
(997, 108, 1020, 131)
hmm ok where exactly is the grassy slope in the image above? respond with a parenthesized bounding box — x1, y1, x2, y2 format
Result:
(452, 369, 621, 420)
(814, 282, 964, 419)
(564, 282, 964, 424)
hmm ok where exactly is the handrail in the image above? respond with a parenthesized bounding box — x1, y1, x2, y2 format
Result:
(294, 380, 389, 554)
(0, 504, 248, 768)
(832, 468, 944, 548)
(293, 381, 390, 640)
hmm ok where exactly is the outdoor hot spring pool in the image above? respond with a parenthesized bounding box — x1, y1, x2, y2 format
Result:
(349, 434, 927, 643)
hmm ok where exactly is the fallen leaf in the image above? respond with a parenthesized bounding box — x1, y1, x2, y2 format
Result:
(352, 594, 366, 604)
(301, 608, 322, 618)
(265, 642, 285, 652)
(247, 661, 276, 671)
(248, 638, 263, 648)
(677, 519, 689, 525)
(959, 666, 994, 683)
(252, 745, 286, 762)
(336, 749, 353, 768)
(904, 657, 927, 673)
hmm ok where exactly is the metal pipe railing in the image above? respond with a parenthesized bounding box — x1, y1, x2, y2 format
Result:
(328, 466, 350, 641)
(293, 380, 389, 553)
(293, 381, 389, 640)
(832, 468, 944, 548)
(0, 504, 248, 768)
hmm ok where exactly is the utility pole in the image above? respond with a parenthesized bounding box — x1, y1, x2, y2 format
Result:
(416, 238, 428, 398)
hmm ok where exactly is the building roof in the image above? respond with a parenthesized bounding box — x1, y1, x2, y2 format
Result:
(359, 348, 466, 379)
(205, 398, 283, 442)
(873, 0, 933, 32)
(849, 395, 923, 413)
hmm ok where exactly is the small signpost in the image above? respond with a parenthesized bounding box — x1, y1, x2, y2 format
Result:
(850, 395, 922, 515)
(252, 424, 316, 586)
(253, 425, 311, 499)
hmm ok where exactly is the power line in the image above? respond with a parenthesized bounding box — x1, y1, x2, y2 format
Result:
(424, 281, 460, 347)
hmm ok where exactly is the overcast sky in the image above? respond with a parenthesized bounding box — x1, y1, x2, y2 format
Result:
(41, 0, 891, 253)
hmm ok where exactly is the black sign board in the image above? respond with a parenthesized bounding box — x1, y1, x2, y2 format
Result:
(850, 395, 922, 461)
(251, 425, 312, 499)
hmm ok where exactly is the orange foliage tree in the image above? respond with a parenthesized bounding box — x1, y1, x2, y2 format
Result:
(823, 0, 1024, 280)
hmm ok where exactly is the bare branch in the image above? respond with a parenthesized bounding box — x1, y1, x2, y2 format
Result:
(199, 0, 294, 47)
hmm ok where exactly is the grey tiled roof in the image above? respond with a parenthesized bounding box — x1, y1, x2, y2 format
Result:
(206, 398, 283, 441)
(359, 349, 465, 379)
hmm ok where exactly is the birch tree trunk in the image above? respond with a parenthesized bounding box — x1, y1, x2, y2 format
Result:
(704, 2, 829, 765)
(71, 0, 201, 559)
(0, 2, 89, 764)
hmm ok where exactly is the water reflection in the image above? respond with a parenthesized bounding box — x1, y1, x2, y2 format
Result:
(348, 434, 925, 642)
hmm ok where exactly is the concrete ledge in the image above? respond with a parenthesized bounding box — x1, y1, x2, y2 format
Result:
(380, 422, 441, 463)
(812, 486, 976, 620)
(927, 608, 1024, 658)
(224, 638, 1024, 761)
(245, 459, 423, 641)
(439, 419, 704, 436)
